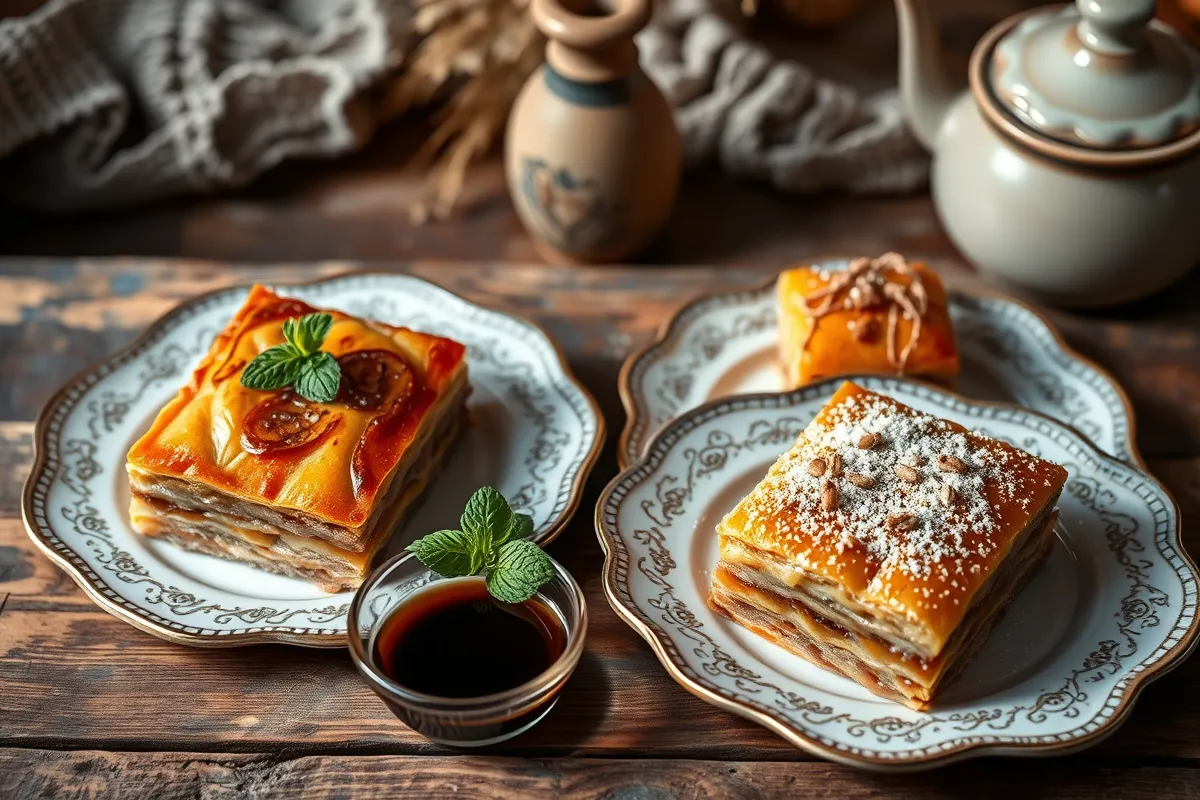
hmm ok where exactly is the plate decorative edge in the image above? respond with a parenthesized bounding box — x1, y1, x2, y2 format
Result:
(598, 378, 1198, 769)
(22, 271, 605, 648)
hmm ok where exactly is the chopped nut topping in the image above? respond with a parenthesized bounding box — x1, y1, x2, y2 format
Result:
(846, 472, 876, 488)
(827, 452, 844, 477)
(886, 513, 919, 532)
(857, 432, 880, 450)
(820, 480, 839, 512)
(749, 388, 1045, 583)
(937, 454, 968, 474)
(893, 463, 921, 484)
(906, 453, 924, 466)
(940, 484, 956, 506)
(807, 458, 827, 477)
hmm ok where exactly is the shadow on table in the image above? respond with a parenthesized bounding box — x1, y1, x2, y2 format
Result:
(488, 648, 612, 754)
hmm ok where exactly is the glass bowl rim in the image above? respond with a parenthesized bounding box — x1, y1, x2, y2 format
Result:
(347, 549, 588, 709)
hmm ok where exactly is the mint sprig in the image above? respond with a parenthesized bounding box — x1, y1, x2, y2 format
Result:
(241, 312, 342, 403)
(406, 486, 550, 604)
(485, 539, 553, 605)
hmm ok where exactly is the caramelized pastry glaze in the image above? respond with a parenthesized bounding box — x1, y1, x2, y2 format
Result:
(127, 285, 467, 530)
(777, 257, 959, 388)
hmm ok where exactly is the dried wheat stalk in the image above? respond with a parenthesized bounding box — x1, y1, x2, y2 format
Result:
(382, 0, 544, 221)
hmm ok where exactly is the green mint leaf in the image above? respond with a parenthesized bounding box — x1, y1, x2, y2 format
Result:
(485, 539, 554, 604)
(294, 351, 341, 403)
(495, 511, 533, 547)
(460, 486, 512, 552)
(284, 312, 333, 356)
(282, 317, 300, 350)
(240, 313, 343, 403)
(240, 344, 304, 391)
(407, 529, 483, 577)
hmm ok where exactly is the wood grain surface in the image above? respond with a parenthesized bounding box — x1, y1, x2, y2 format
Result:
(0, 257, 1197, 799)
(3, 750, 1199, 800)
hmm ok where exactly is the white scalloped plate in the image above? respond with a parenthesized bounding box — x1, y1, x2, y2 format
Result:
(23, 273, 604, 647)
(597, 376, 1197, 769)
(618, 260, 1139, 469)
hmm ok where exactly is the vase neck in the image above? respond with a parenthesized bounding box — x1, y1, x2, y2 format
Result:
(547, 40, 638, 82)
(532, 0, 649, 83)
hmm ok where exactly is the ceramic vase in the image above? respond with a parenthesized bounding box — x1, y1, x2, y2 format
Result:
(505, 0, 682, 263)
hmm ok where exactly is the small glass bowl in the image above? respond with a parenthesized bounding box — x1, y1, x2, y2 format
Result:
(347, 551, 587, 747)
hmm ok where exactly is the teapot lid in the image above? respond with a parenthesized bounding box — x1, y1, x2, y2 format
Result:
(989, 0, 1200, 151)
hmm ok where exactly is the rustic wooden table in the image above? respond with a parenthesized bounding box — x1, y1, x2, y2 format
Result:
(1, 3, 1199, 793)
(0, 245, 1197, 797)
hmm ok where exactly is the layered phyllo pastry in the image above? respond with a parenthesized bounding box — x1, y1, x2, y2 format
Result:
(126, 285, 469, 592)
(777, 253, 959, 388)
(709, 381, 1067, 709)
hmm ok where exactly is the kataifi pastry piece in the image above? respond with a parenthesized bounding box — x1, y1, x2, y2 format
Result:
(708, 381, 1067, 710)
(777, 253, 959, 388)
(126, 285, 470, 592)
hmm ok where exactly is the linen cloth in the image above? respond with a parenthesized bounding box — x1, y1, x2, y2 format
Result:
(0, 0, 927, 212)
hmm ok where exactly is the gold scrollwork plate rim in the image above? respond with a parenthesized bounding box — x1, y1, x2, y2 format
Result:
(597, 375, 1197, 770)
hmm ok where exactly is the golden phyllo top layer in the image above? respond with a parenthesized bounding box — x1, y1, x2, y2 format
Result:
(718, 381, 1066, 649)
(126, 285, 467, 532)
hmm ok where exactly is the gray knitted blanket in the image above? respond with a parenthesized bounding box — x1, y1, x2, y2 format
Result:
(0, 0, 927, 212)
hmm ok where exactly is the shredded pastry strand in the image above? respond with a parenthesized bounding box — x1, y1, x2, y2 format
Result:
(798, 252, 929, 372)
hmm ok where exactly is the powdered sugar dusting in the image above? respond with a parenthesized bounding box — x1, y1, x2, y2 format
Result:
(740, 390, 1036, 599)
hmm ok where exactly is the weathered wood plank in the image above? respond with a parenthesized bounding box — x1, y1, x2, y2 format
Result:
(0, 260, 740, 423)
(1, 259, 1198, 765)
(2, 749, 1198, 800)
(0, 520, 72, 597)
(0, 605, 1193, 759)
(1046, 290, 1200, 458)
(0, 563, 803, 759)
(1, 259, 1196, 456)
(2, 501, 1198, 760)
(3, 130, 949, 267)
(0, 422, 33, 515)
(1153, 458, 1200, 521)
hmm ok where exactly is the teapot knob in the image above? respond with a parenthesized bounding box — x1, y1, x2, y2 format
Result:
(1076, 0, 1156, 56)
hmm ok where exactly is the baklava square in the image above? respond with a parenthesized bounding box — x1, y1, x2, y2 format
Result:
(708, 381, 1067, 709)
(126, 285, 470, 591)
(778, 254, 960, 388)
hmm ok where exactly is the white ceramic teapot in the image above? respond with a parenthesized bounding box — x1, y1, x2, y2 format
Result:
(895, 0, 1200, 306)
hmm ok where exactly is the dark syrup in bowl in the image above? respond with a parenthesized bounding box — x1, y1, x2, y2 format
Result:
(367, 576, 568, 744)
(375, 578, 566, 696)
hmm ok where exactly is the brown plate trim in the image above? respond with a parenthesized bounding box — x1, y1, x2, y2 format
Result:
(22, 270, 605, 648)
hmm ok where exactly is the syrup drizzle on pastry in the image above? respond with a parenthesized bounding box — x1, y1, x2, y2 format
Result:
(798, 252, 930, 372)
(241, 391, 340, 455)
